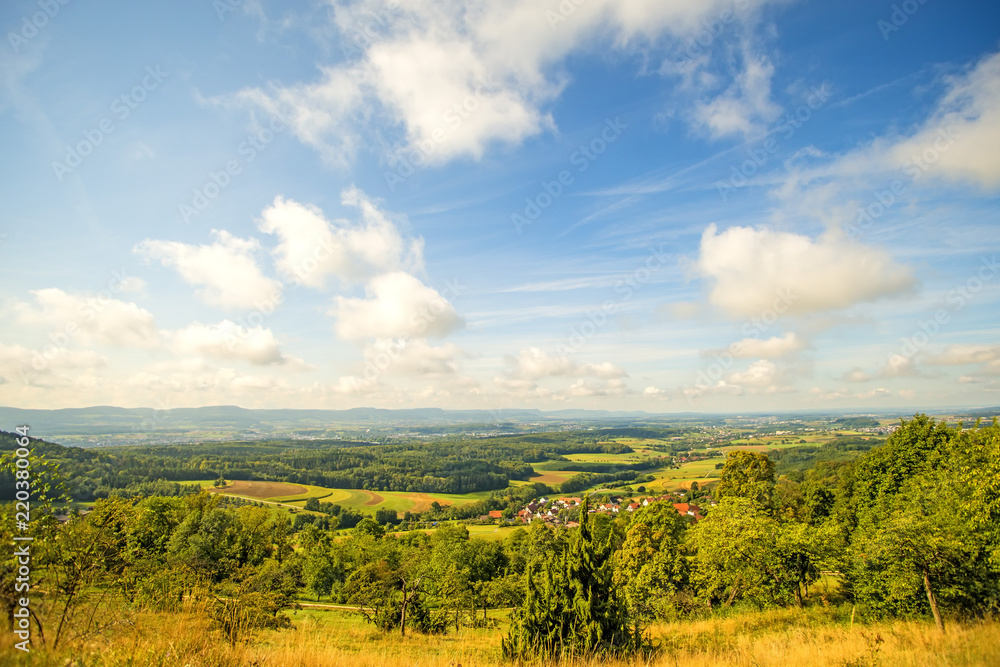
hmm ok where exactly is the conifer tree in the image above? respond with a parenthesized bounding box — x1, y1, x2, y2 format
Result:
(502, 495, 641, 660)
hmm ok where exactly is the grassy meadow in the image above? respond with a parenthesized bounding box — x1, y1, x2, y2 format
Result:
(201, 479, 496, 516)
(4, 603, 998, 666)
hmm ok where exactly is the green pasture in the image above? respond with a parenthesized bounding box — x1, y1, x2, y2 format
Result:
(277, 486, 495, 514)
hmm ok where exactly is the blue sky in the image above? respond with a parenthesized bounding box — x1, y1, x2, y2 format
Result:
(1, 0, 999, 413)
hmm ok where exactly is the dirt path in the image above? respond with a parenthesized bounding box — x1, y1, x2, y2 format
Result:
(362, 490, 384, 506)
(407, 493, 444, 512)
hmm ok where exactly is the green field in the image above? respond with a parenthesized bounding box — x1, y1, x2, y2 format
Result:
(186, 480, 498, 516)
(644, 458, 722, 493)
(177, 429, 844, 518)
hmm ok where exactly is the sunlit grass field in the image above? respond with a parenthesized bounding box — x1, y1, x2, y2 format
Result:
(5, 603, 997, 667)
(187, 480, 496, 516)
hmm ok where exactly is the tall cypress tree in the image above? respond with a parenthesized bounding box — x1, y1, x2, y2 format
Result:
(502, 496, 642, 660)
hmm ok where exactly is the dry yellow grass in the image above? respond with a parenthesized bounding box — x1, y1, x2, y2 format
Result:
(3, 606, 998, 667)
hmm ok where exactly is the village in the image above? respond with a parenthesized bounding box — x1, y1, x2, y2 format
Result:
(478, 492, 710, 527)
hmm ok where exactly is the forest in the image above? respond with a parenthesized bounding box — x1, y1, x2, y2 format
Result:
(0, 432, 648, 502)
(0, 414, 998, 665)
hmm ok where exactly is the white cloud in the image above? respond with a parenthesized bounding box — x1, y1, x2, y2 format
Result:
(507, 347, 627, 381)
(0, 342, 106, 386)
(126, 359, 289, 398)
(234, 66, 366, 166)
(258, 189, 424, 288)
(135, 230, 282, 310)
(842, 367, 871, 383)
(683, 379, 743, 400)
(885, 50, 1000, 190)
(565, 378, 630, 398)
(882, 353, 917, 378)
(331, 271, 463, 341)
(773, 50, 1000, 222)
(808, 386, 848, 401)
(729, 332, 804, 359)
(170, 320, 309, 368)
(14, 288, 160, 349)
(856, 387, 892, 400)
(926, 343, 1000, 365)
(329, 374, 381, 396)
(727, 359, 794, 393)
(362, 338, 464, 377)
(690, 51, 780, 139)
(235, 0, 785, 166)
(696, 224, 915, 319)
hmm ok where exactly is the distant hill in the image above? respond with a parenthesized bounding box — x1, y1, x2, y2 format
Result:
(0, 405, 662, 442)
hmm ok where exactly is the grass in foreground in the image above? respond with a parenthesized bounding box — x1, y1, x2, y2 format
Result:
(4, 605, 998, 667)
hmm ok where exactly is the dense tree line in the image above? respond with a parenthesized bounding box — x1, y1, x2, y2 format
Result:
(0, 432, 616, 500)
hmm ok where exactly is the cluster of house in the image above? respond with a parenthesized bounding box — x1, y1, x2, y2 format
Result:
(496, 494, 707, 527)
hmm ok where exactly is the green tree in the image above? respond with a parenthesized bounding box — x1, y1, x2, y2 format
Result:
(688, 497, 825, 609)
(355, 517, 384, 539)
(502, 495, 642, 660)
(715, 450, 776, 505)
(846, 419, 1000, 626)
(613, 502, 689, 620)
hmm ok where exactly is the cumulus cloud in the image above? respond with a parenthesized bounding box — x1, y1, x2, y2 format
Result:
(493, 348, 629, 400)
(135, 230, 282, 310)
(126, 359, 290, 398)
(728, 332, 804, 359)
(507, 347, 627, 381)
(842, 367, 872, 383)
(362, 338, 465, 377)
(857, 387, 892, 400)
(258, 189, 424, 288)
(13, 288, 160, 348)
(683, 379, 743, 400)
(234, 0, 784, 166)
(565, 378, 630, 398)
(882, 353, 918, 378)
(170, 320, 309, 368)
(726, 359, 795, 393)
(331, 271, 463, 341)
(696, 224, 915, 319)
(0, 342, 106, 386)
